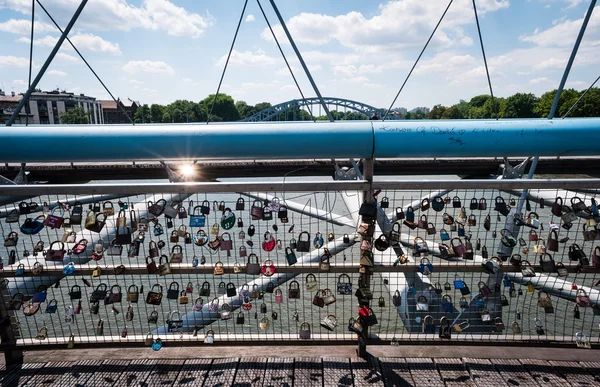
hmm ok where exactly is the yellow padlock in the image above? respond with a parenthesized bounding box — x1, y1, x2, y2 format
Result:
(92, 266, 101, 277)
(526, 281, 535, 293)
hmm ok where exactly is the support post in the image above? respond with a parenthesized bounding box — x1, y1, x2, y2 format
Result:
(0, 284, 23, 365)
(269, 0, 333, 122)
(358, 158, 375, 358)
(6, 0, 88, 126)
(548, 0, 596, 120)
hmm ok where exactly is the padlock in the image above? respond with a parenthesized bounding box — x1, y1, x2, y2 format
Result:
(454, 321, 469, 333)
(511, 321, 521, 334)
(495, 317, 505, 332)
(535, 318, 545, 335)
(418, 258, 434, 276)
(422, 315, 435, 334)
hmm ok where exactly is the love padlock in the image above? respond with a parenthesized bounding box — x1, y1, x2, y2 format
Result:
(418, 258, 434, 276)
(261, 259, 276, 277)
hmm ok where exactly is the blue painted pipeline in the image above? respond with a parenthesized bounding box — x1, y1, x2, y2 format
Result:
(1, 118, 599, 161)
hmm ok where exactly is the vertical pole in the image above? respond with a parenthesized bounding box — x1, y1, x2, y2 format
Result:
(0, 285, 23, 365)
(548, 0, 596, 120)
(358, 158, 374, 358)
(269, 0, 334, 122)
(517, 0, 594, 211)
(6, 0, 88, 126)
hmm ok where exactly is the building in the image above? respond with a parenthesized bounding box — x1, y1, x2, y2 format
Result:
(1, 89, 103, 125)
(98, 99, 137, 124)
(0, 91, 33, 124)
(410, 106, 431, 113)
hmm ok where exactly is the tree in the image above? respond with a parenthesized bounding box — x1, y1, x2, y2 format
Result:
(134, 104, 150, 123)
(502, 93, 538, 118)
(59, 107, 89, 124)
(427, 104, 446, 119)
(150, 104, 164, 123)
(236, 100, 257, 119)
(254, 102, 272, 112)
(200, 94, 240, 121)
(441, 105, 463, 119)
(533, 89, 579, 118)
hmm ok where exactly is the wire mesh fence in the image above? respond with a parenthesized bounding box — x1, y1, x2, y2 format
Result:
(0, 180, 599, 349)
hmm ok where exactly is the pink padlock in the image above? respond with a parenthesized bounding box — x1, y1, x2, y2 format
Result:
(274, 288, 283, 304)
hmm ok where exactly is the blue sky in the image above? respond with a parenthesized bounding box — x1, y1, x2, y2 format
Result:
(0, 0, 598, 110)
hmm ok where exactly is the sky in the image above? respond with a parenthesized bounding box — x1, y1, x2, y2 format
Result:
(0, 0, 598, 111)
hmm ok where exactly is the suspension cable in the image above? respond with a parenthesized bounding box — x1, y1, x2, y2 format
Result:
(382, 0, 454, 122)
(207, 0, 248, 124)
(26, 0, 35, 126)
(472, 0, 497, 120)
(562, 75, 600, 119)
(36, 0, 133, 125)
(256, 0, 314, 121)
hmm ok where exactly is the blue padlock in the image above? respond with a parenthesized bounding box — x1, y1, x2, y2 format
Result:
(63, 262, 75, 276)
(453, 275, 464, 289)
(15, 263, 25, 276)
(418, 258, 434, 275)
(503, 275, 512, 287)
(475, 296, 485, 308)
(152, 338, 163, 351)
(192, 256, 199, 267)
(409, 284, 417, 295)
(313, 232, 324, 249)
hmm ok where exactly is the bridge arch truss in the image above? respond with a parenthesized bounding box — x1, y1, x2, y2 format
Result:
(241, 97, 384, 122)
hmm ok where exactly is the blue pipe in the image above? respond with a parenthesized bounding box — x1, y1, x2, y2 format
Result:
(1, 118, 599, 162)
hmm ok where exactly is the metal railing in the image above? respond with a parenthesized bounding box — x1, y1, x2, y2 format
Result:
(1, 179, 600, 355)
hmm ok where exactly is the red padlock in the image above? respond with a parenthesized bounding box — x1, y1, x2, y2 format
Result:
(572, 283, 578, 290)
(261, 259, 276, 277)
(262, 232, 276, 252)
(358, 305, 370, 317)
(75, 300, 82, 314)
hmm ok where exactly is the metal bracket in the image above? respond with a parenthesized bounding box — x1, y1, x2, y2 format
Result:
(332, 159, 362, 180)
(501, 157, 531, 179)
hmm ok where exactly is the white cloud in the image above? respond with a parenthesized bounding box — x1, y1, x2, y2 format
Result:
(261, 0, 509, 53)
(0, 19, 54, 35)
(533, 58, 566, 70)
(529, 77, 552, 84)
(343, 76, 369, 84)
(1, 0, 214, 39)
(17, 35, 58, 47)
(12, 79, 27, 85)
(128, 79, 144, 88)
(520, 7, 600, 47)
(216, 50, 279, 67)
(0, 55, 29, 67)
(142, 87, 159, 94)
(17, 34, 121, 55)
(56, 53, 78, 62)
(245, 14, 255, 22)
(123, 60, 175, 75)
(47, 70, 68, 77)
(0, 0, 31, 14)
(333, 64, 357, 77)
(535, 0, 585, 9)
(71, 34, 121, 55)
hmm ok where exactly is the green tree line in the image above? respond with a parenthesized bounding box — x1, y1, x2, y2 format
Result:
(130, 88, 599, 124)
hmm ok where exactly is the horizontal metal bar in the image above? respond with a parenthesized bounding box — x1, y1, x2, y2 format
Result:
(1, 178, 600, 196)
(0, 181, 370, 196)
(1, 119, 600, 162)
(10, 333, 591, 350)
(4, 262, 593, 278)
(373, 178, 600, 190)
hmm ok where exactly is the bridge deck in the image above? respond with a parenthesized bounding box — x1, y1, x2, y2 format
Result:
(4, 347, 600, 386)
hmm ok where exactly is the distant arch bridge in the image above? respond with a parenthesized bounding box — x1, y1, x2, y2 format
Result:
(241, 97, 384, 122)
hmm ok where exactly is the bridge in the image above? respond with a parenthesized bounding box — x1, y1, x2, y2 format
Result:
(240, 97, 384, 122)
(1, 0, 600, 384)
